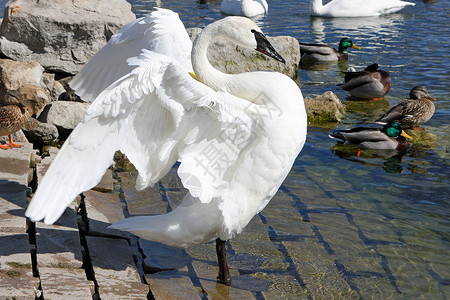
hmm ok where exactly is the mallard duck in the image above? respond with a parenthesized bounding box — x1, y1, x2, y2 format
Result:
(339, 63, 391, 99)
(376, 86, 435, 127)
(310, 0, 415, 17)
(220, 0, 268, 17)
(299, 37, 360, 61)
(0, 90, 29, 150)
(329, 121, 411, 151)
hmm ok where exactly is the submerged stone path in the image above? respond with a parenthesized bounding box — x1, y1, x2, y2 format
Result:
(0, 142, 447, 299)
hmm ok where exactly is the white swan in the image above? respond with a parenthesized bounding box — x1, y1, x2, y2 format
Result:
(310, 0, 415, 17)
(220, 0, 268, 17)
(25, 8, 307, 285)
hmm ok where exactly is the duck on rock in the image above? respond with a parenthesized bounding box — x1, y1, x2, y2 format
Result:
(0, 90, 29, 150)
(376, 86, 436, 128)
(329, 121, 411, 152)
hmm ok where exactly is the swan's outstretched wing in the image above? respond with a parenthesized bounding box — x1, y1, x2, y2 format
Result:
(26, 50, 259, 225)
(69, 8, 192, 102)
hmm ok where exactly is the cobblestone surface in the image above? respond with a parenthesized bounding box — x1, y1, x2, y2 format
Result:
(0, 144, 447, 299)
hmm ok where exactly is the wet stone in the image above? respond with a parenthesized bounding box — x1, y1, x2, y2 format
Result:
(191, 260, 254, 299)
(145, 271, 202, 300)
(282, 240, 356, 299)
(310, 212, 386, 275)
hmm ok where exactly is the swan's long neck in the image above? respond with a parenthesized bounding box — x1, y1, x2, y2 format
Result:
(191, 22, 232, 92)
(310, 0, 324, 15)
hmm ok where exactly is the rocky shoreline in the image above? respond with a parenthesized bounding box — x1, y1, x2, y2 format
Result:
(0, 0, 342, 150)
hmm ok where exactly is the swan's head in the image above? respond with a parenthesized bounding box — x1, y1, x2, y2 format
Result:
(215, 16, 286, 64)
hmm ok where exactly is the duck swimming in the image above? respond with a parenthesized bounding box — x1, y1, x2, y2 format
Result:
(376, 86, 436, 128)
(299, 37, 360, 62)
(329, 121, 411, 151)
(340, 63, 391, 99)
(0, 90, 29, 150)
(309, 0, 415, 17)
(25, 8, 307, 285)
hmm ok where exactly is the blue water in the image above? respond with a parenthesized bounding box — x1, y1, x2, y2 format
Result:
(1, 0, 447, 298)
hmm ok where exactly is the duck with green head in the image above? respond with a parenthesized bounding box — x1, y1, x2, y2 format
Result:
(299, 37, 360, 62)
(329, 121, 411, 151)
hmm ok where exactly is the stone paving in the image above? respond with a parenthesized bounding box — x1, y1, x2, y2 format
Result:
(0, 143, 447, 299)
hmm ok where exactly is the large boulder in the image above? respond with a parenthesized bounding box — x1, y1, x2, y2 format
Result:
(187, 28, 300, 79)
(22, 118, 59, 146)
(304, 91, 346, 123)
(37, 101, 90, 139)
(0, 59, 44, 99)
(0, 0, 136, 74)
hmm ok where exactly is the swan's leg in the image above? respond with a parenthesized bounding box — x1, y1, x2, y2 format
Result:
(216, 238, 232, 286)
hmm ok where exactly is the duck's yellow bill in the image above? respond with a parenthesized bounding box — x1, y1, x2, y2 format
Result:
(352, 44, 361, 50)
(401, 130, 412, 139)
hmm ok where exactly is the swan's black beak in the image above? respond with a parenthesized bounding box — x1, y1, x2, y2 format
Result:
(251, 29, 286, 64)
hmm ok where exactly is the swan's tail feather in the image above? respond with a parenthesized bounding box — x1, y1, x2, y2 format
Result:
(109, 194, 223, 248)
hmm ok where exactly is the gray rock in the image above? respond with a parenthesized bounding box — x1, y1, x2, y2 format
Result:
(41, 72, 66, 101)
(22, 118, 59, 145)
(187, 28, 300, 79)
(0, 0, 136, 74)
(0, 59, 44, 99)
(37, 101, 90, 139)
(304, 91, 346, 123)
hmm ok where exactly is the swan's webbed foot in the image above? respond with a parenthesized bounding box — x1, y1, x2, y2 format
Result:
(216, 238, 232, 286)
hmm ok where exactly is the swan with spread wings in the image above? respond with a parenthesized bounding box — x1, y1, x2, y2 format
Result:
(26, 8, 307, 285)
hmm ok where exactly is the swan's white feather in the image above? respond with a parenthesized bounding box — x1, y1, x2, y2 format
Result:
(69, 8, 192, 102)
(310, 0, 415, 17)
(220, 0, 268, 17)
(27, 11, 307, 247)
(27, 50, 261, 228)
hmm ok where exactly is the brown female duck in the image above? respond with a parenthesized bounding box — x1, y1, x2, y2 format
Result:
(0, 90, 29, 150)
(376, 86, 435, 128)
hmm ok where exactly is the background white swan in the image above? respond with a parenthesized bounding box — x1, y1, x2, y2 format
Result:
(25, 8, 307, 285)
(310, 0, 415, 17)
(220, 0, 268, 17)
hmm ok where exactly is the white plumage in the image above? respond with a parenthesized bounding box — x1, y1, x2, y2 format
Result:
(220, 0, 268, 17)
(309, 0, 415, 17)
(26, 8, 307, 284)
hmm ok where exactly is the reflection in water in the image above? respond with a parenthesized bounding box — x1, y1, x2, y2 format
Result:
(330, 143, 406, 173)
(343, 98, 390, 123)
(309, 14, 405, 43)
(299, 59, 349, 72)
